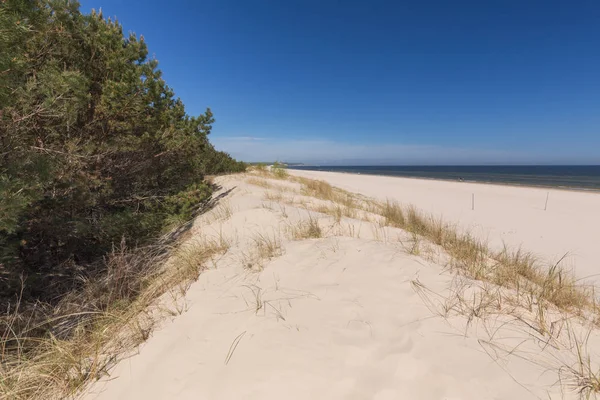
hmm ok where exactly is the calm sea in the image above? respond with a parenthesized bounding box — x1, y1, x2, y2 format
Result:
(288, 166, 600, 191)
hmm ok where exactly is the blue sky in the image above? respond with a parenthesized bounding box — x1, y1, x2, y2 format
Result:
(79, 0, 600, 164)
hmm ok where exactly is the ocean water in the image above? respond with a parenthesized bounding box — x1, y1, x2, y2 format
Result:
(288, 165, 600, 191)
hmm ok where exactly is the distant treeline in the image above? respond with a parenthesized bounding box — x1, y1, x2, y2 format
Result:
(248, 162, 304, 166)
(0, 0, 246, 302)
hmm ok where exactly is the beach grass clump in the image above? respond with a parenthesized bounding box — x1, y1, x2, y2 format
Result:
(241, 231, 284, 271)
(380, 199, 405, 227)
(314, 204, 357, 223)
(271, 163, 289, 179)
(248, 164, 270, 177)
(263, 191, 284, 202)
(300, 178, 335, 200)
(288, 215, 323, 240)
(252, 232, 284, 261)
(445, 233, 490, 281)
(298, 178, 359, 211)
(315, 204, 343, 223)
(246, 177, 273, 189)
(255, 163, 268, 172)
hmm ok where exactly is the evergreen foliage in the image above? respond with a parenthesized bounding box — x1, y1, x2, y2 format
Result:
(0, 0, 245, 301)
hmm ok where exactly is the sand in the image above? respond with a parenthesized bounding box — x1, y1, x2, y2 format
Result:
(290, 169, 600, 280)
(84, 171, 600, 400)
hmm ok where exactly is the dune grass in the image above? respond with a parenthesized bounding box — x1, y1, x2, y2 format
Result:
(271, 164, 289, 179)
(296, 177, 355, 209)
(246, 177, 273, 189)
(281, 173, 600, 396)
(0, 226, 230, 399)
(252, 232, 284, 260)
(9, 169, 596, 398)
(377, 199, 593, 315)
(241, 231, 284, 271)
(258, 172, 597, 320)
(287, 215, 323, 240)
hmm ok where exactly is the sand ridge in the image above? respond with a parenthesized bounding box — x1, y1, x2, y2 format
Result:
(84, 171, 600, 400)
(290, 169, 600, 281)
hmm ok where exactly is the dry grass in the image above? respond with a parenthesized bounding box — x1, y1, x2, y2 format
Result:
(563, 328, 600, 397)
(411, 275, 600, 398)
(209, 201, 234, 222)
(299, 178, 335, 199)
(7, 169, 595, 398)
(371, 199, 593, 316)
(241, 231, 284, 271)
(0, 233, 230, 399)
(254, 173, 594, 322)
(380, 199, 405, 227)
(246, 177, 273, 189)
(247, 164, 268, 175)
(272, 175, 597, 321)
(296, 178, 356, 210)
(263, 191, 285, 202)
(287, 215, 323, 240)
(271, 165, 288, 179)
(253, 232, 283, 259)
(314, 203, 357, 223)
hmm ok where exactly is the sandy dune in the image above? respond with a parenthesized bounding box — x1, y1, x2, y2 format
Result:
(84, 172, 600, 400)
(291, 169, 600, 280)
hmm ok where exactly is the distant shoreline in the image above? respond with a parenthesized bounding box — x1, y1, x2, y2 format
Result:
(287, 165, 600, 193)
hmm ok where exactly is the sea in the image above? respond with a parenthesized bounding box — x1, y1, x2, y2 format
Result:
(288, 165, 600, 191)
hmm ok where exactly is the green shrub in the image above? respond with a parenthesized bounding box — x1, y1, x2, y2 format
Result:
(0, 1, 244, 303)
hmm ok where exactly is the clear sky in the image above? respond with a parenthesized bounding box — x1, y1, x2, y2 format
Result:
(78, 0, 600, 165)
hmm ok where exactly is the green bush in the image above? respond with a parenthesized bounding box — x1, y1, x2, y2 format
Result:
(271, 162, 289, 179)
(0, 0, 245, 302)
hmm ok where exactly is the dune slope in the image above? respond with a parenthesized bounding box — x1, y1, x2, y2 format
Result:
(84, 172, 600, 400)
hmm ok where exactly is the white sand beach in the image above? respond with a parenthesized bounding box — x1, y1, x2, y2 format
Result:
(84, 170, 600, 400)
(291, 169, 600, 281)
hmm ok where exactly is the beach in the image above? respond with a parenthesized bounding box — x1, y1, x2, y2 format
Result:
(84, 169, 600, 400)
(292, 169, 600, 280)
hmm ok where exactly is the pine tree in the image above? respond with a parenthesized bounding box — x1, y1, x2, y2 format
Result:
(0, 0, 245, 300)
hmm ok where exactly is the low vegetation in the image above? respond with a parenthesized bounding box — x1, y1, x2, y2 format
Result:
(247, 169, 600, 396)
(252, 169, 597, 321)
(0, 234, 230, 399)
(1, 2, 245, 398)
(287, 215, 323, 240)
(246, 177, 273, 189)
(241, 231, 284, 271)
(378, 200, 592, 314)
(271, 162, 289, 179)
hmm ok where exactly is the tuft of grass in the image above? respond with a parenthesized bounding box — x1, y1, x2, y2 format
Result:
(246, 177, 273, 189)
(402, 231, 421, 255)
(380, 199, 405, 227)
(253, 232, 283, 259)
(248, 164, 269, 177)
(288, 215, 323, 240)
(271, 165, 288, 179)
(315, 204, 356, 223)
(242, 231, 284, 271)
(301, 178, 334, 199)
(562, 327, 600, 398)
(263, 191, 284, 202)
